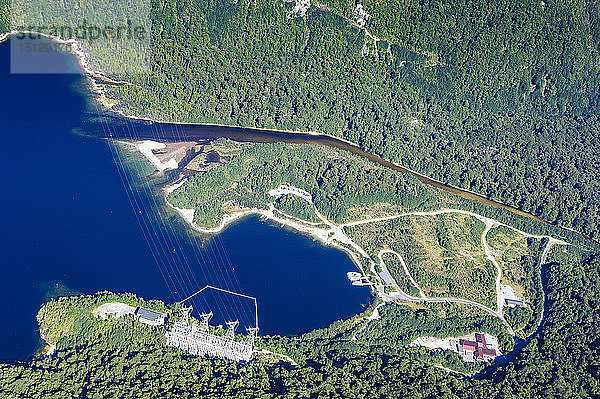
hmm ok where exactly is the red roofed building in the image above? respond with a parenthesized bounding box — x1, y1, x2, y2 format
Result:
(464, 343, 476, 352)
(460, 339, 477, 352)
(481, 348, 496, 357)
(459, 334, 498, 362)
(475, 333, 487, 346)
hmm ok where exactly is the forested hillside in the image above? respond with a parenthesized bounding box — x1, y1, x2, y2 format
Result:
(1, 0, 598, 236)
(0, 0, 8, 33)
(167, 140, 583, 245)
(1, 247, 598, 397)
(97, 0, 600, 239)
(167, 141, 458, 227)
(2, 1, 600, 396)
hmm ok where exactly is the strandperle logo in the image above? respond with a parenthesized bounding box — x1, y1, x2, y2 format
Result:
(14, 19, 148, 41)
(10, 0, 151, 74)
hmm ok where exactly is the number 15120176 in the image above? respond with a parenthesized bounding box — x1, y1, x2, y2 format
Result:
(18, 42, 73, 53)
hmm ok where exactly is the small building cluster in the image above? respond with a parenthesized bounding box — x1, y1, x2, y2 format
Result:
(135, 307, 167, 326)
(458, 333, 498, 362)
(92, 302, 167, 326)
(412, 333, 501, 363)
(504, 298, 526, 307)
(347, 271, 371, 286)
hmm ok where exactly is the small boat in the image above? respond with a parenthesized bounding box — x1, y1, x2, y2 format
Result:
(347, 272, 362, 281)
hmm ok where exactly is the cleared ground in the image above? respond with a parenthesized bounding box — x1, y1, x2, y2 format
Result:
(347, 212, 497, 308)
(93, 302, 136, 320)
(486, 226, 543, 304)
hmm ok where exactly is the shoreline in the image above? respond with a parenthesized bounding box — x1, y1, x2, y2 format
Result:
(0, 33, 364, 159)
(2, 32, 592, 243)
(126, 140, 179, 172)
(162, 182, 374, 290)
(0, 31, 131, 110)
(35, 313, 56, 357)
(0, 31, 361, 148)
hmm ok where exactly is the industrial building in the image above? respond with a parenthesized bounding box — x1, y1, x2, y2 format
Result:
(135, 307, 167, 326)
(458, 333, 498, 362)
(504, 298, 526, 307)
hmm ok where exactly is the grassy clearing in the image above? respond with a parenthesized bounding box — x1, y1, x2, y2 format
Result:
(487, 226, 542, 300)
(487, 226, 544, 335)
(347, 212, 496, 308)
(380, 252, 421, 297)
(346, 203, 406, 221)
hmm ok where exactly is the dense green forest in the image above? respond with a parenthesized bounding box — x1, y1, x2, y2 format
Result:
(5, 0, 595, 238)
(86, 0, 600, 239)
(167, 140, 457, 227)
(0, 0, 7, 33)
(168, 140, 590, 252)
(1, 246, 599, 397)
(2, 0, 600, 396)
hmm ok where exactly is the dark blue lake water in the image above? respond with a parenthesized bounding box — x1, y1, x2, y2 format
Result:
(0, 39, 370, 361)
